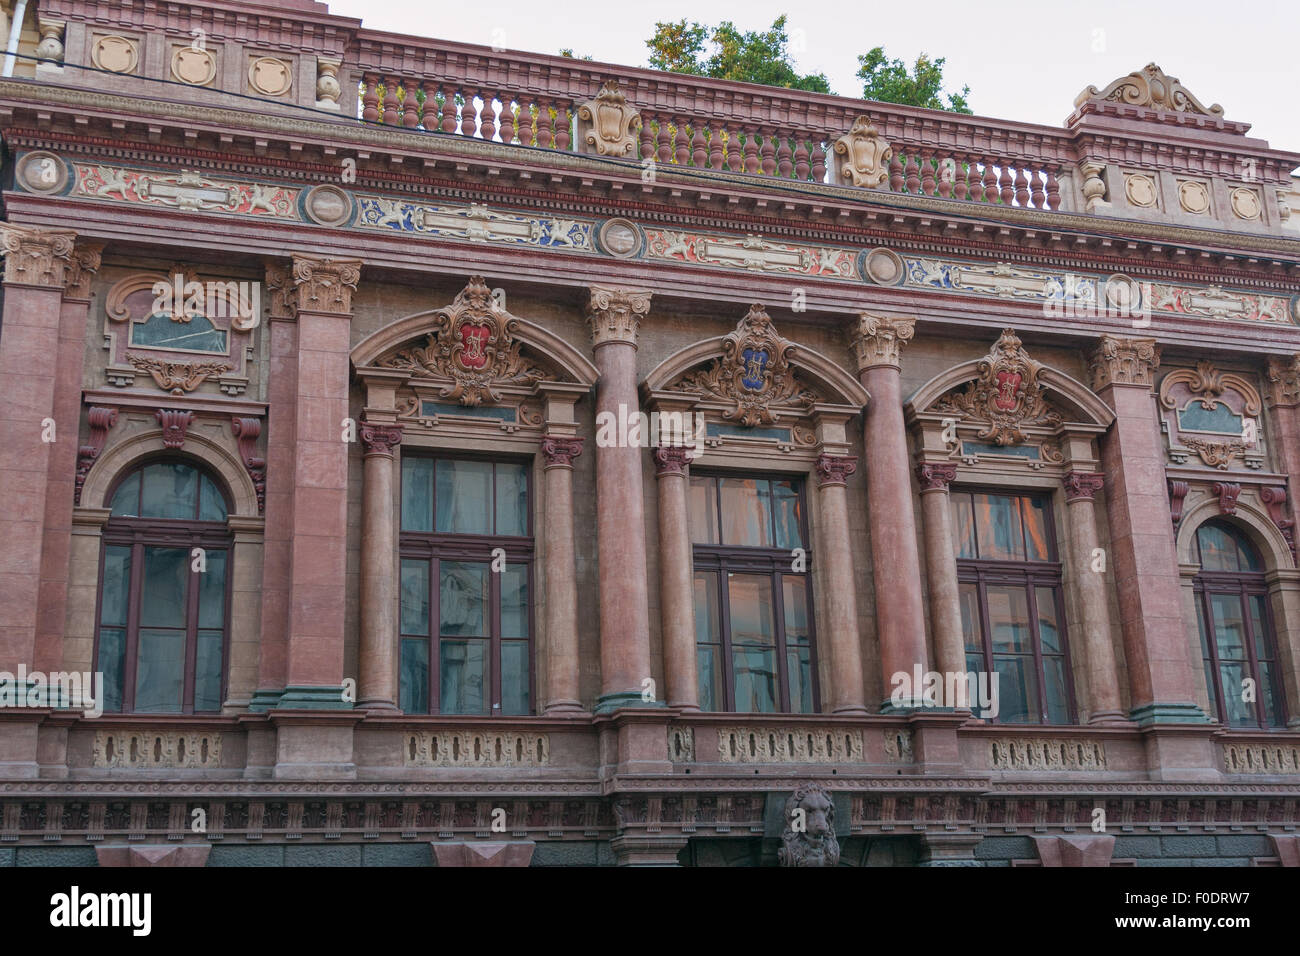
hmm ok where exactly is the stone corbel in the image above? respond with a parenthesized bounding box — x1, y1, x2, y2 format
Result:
(155, 409, 195, 449)
(1212, 481, 1242, 516)
(231, 417, 266, 514)
(1258, 486, 1296, 560)
(1168, 479, 1189, 528)
(75, 406, 118, 505)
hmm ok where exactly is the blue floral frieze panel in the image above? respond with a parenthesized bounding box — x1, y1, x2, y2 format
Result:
(354, 196, 594, 250)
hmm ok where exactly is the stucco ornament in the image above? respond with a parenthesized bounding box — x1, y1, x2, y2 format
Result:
(673, 304, 817, 427)
(1075, 63, 1224, 116)
(576, 81, 640, 158)
(778, 785, 839, 867)
(833, 116, 892, 188)
(378, 276, 546, 406)
(933, 328, 1062, 446)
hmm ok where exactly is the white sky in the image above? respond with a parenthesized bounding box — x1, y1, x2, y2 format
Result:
(324, 0, 1299, 153)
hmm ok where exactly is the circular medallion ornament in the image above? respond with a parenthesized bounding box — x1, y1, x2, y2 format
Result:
(1104, 273, 1143, 314)
(171, 46, 216, 86)
(1177, 180, 1210, 214)
(597, 218, 642, 258)
(16, 151, 69, 195)
(1230, 187, 1261, 220)
(91, 35, 138, 74)
(861, 247, 905, 286)
(303, 184, 354, 226)
(249, 56, 293, 96)
(1124, 174, 1158, 208)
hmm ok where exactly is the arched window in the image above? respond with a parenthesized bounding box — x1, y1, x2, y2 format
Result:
(95, 460, 232, 714)
(1193, 520, 1286, 728)
(952, 488, 1075, 724)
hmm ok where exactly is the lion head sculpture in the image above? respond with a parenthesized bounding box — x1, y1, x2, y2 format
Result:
(778, 784, 839, 867)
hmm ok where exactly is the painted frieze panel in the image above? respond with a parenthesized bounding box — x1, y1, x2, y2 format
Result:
(73, 163, 299, 218)
(355, 196, 594, 249)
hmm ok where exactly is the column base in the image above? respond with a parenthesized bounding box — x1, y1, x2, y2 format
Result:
(357, 698, 399, 712)
(1086, 710, 1131, 726)
(275, 685, 353, 710)
(1128, 702, 1211, 727)
(247, 688, 284, 712)
(542, 699, 588, 717)
(878, 698, 946, 715)
(831, 704, 869, 716)
(594, 691, 665, 715)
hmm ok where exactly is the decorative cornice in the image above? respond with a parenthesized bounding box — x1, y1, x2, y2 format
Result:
(64, 241, 104, 300)
(587, 286, 651, 347)
(815, 453, 857, 487)
(0, 223, 76, 288)
(1089, 335, 1161, 390)
(653, 444, 691, 477)
(1075, 63, 1224, 117)
(851, 312, 914, 371)
(290, 254, 361, 315)
(916, 461, 957, 493)
(541, 435, 584, 470)
(154, 408, 194, 449)
(359, 421, 403, 458)
(1062, 471, 1105, 502)
(1266, 355, 1300, 409)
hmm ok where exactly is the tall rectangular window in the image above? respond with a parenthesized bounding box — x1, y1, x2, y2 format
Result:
(689, 474, 817, 713)
(399, 455, 533, 715)
(952, 489, 1075, 724)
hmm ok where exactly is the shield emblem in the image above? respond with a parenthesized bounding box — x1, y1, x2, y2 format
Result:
(458, 322, 490, 370)
(994, 370, 1022, 411)
(740, 348, 769, 391)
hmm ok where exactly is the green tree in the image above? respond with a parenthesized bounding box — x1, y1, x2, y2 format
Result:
(646, 16, 830, 94)
(856, 47, 972, 114)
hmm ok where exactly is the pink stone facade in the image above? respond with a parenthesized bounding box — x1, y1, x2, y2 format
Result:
(0, 1, 1298, 866)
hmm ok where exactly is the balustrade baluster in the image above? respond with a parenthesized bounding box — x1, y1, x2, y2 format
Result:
(401, 80, 419, 129)
(1014, 167, 1029, 207)
(1045, 167, 1062, 210)
(794, 136, 810, 181)
(441, 86, 459, 135)
(983, 160, 999, 203)
(382, 75, 400, 126)
(999, 165, 1014, 205)
(498, 93, 516, 145)
(362, 74, 379, 123)
(479, 91, 497, 141)
(759, 128, 777, 176)
(904, 154, 920, 194)
(674, 117, 690, 166)
(953, 156, 969, 200)
(536, 99, 553, 149)
(553, 104, 570, 151)
(888, 153, 904, 192)
(708, 127, 724, 170)
(639, 115, 655, 161)
(743, 129, 759, 173)
(1030, 168, 1046, 209)
(777, 130, 793, 179)
(657, 113, 672, 164)
(920, 151, 936, 196)
(810, 139, 826, 183)
(937, 155, 954, 198)
(691, 122, 708, 167)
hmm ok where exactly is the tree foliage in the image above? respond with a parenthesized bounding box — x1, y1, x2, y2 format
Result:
(644, 16, 972, 113)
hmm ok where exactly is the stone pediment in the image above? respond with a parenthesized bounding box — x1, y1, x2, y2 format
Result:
(1075, 62, 1224, 117)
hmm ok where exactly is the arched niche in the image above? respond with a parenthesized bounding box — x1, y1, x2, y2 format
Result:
(1176, 488, 1295, 573)
(906, 328, 1114, 476)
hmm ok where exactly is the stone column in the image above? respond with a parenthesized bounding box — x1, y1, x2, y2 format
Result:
(815, 454, 867, 714)
(852, 313, 928, 708)
(1062, 471, 1125, 724)
(34, 242, 102, 676)
(586, 287, 658, 713)
(251, 264, 298, 711)
(358, 421, 402, 710)
(541, 436, 585, 715)
(916, 462, 966, 705)
(1264, 356, 1300, 727)
(654, 445, 698, 712)
(0, 224, 77, 677)
(1265, 356, 1300, 548)
(278, 256, 361, 710)
(1089, 336, 1206, 725)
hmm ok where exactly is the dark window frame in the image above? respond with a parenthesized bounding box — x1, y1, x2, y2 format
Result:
(398, 452, 536, 716)
(1192, 520, 1288, 729)
(689, 471, 820, 714)
(93, 459, 233, 714)
(952, 486, 1077, 725)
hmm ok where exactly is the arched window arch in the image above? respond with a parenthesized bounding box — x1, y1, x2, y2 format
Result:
(1193, 519, 1287, 728)
(95, 459, 233, 714)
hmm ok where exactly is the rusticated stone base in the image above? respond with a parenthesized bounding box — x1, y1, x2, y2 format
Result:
(95, 844, 212, 867)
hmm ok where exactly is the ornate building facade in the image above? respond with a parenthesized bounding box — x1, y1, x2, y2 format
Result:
(0, 0, 1299, 867)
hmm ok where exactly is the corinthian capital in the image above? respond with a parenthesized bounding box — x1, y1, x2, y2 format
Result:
(291, 254, 362, 315)
(64, 242, 105, 300)
(1089, 335, 1160, 390)
(0, 224, 77, 288)
(587, 286, 651, 347)
(1266, 354, 1300, 409)
(851, 312, 915, 370)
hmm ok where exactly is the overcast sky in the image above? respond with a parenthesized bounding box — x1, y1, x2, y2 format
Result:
(325, 0, 1298, 153)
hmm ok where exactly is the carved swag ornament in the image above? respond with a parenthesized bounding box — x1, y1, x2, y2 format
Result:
(933, 328, 1063, 446)
(378, 276, 547, 407)
(672, 304, 817, 427)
